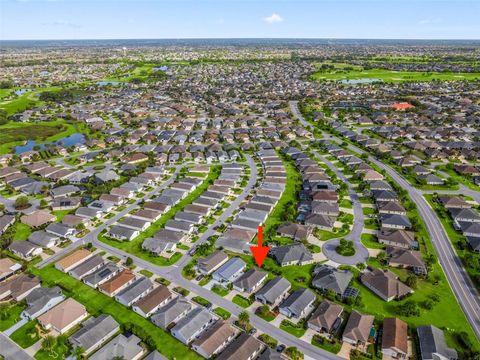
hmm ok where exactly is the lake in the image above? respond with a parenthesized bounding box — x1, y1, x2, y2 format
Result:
(15, 132, 86, 154)
(340, 78, 383, 84)
(14, 89, 31, 96)
(96, 81, 122, 86)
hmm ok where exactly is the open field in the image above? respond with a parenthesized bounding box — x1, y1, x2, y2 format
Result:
(311, 63, 480, 83)
(0, 119, 93, 154)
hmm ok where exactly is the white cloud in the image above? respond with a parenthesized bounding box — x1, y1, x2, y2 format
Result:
(263, 13, 284, 24)
(419, 17, 442, 25)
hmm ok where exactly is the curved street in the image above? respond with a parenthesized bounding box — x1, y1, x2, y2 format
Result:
(290, 100, 480, 340)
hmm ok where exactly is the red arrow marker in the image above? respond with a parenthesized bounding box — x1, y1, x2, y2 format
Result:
(250, 225, 270, 268)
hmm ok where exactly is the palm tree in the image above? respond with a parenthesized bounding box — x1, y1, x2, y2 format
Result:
(73, 346, 85, 359)
(238, 311, 250, 328)
(42, 335, 56, 355)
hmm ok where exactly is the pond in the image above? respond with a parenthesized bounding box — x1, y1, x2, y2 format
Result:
(153, 65, 169, 72)
(14, 89, 32, 96)
(340, 78, 383, 84)
(15, 132, 86, 154)
(96, 81, 122, 86)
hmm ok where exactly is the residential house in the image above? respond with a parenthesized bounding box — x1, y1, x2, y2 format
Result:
(417, 325, 458, 360)
(115, 277, 154, 307)
(170, 307, 215, 344)
(196, 251, 229, 275)
(270, 243, 313, 266)
(69, 255, 105, 280)
(55, 249, 94, 272)
(307, 300, 343, 334)
(151, 296, 192, 329)
(22, 286, 65, 320)
(279, 288, 316, 319)
(311, 265, 353, 298)
(0, 258, 22, 282)
(212, 257, 246, 285)
(0, 274, 41, 301)
(98, 269, 136, 297)
(69, 314, 120, 355)
(8, 240, 42, 260)
(37, 298, 88, 334)
(233, 268, 268, 293)
(191, 320, 238, 359)
(361, 268, 413, 302)
(254, 277, 291, 307)
(132, 285, 173, 318)
(89, 333, 144, 360)
(381, 318, 408, 359)
(216, 333, 264, 360)
(342, 310, 375, 346)
(83, 263, 121, 289)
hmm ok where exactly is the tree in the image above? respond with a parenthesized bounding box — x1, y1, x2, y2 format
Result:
(405, 275, 418, 289)
(376, 251, 388, 263)
(42, 335, 56, 355)
(73, 346, 85, 359)
(286, 346, 304, 360)
(15, 196, 30, 210)
(238, 311, 250, 329)
(0, 109, 8, 125)
(395, 300, 420, 317)
(125, 257, 133, 266)
(39, 199, 49, 209)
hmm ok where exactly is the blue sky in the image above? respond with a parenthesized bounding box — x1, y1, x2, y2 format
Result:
(1, 0, 479, 40)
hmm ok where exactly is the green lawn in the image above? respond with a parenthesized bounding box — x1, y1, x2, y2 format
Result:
(261, 153, 302, 242)
(52, 210, 72, 222)
(360, 233, 384, 249)
(13, 222, 32, 241)
(34, 336, 70, 360)
(192, 296, 210, 307)
(99, 166, 221, 266)
(232, 294, 252, 308)
(213, 307, 231, 320)
(139, 269, 153, 278)
(435, 165, 480, 191)
(279, 319, 306, 338)
(10, 320, 41, 348)
(314, 228, 349, 241)
(0, 119, 91, 154)
(311, 335, 342, 354)
(211, 285, 230, 297)
(311, 63, 480, 83)
(0, 302, 26, 331)
(29, 265, 200, 359)
(362, 207, 375, 216)
(339, 199, 353, 209)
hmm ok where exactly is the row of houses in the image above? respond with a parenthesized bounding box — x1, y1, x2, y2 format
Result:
(439, 195, 480, 252)
(53, 248, 272, 359)
(215, 149, 286, 253)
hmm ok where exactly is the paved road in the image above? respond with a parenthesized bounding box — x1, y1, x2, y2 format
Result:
(290, 100, 480, 340)
(309, 149, 369, 265)
(0, 332, 33, 360)
(83, 153, 342, 360)
(91, 239, 343, 360)
(37, 166, 182, 269)
(174, 154, 257, 269)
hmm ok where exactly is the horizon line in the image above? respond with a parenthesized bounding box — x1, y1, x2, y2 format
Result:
(2, 37, 480, 42)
